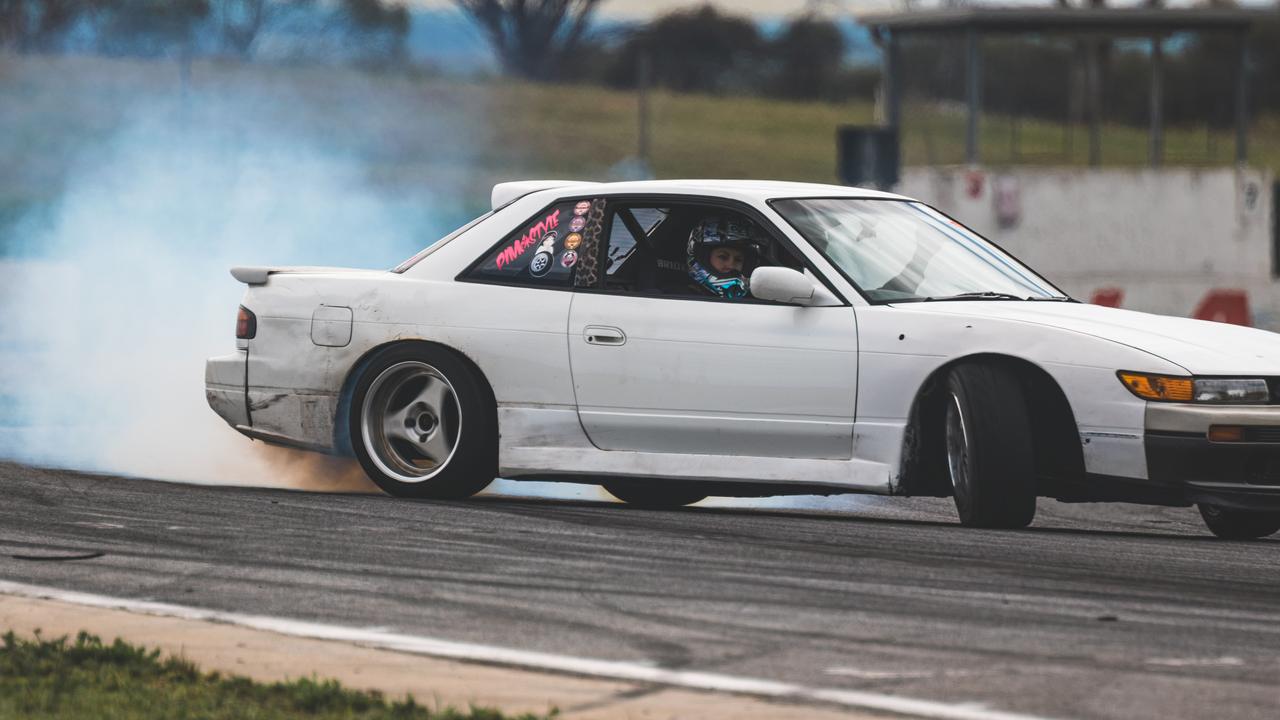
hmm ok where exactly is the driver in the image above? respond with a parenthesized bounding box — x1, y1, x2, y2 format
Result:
(686, 215, 763, 300)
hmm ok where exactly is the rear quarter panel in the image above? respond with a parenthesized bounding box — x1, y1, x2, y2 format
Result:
(243, 273, 574, 451)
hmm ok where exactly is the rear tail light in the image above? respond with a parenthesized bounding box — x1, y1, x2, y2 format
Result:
(236, 306, 257, 339)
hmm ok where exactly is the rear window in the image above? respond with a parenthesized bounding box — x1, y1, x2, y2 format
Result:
(392, 211, 493, 273)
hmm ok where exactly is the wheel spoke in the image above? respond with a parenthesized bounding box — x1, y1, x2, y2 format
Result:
(382, 409, 414, 445)
(414, 377, 451, 415)
(417, 427, 452, 465)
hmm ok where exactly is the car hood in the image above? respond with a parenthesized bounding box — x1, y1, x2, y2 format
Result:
(895, 301, 1280, 375)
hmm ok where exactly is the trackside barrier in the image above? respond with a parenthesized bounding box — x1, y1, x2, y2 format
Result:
(897, 167, 1276, 333)
(1089, 288, 1253, 326)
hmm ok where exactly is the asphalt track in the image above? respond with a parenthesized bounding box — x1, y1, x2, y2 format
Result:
(1, 461, 1277, 720)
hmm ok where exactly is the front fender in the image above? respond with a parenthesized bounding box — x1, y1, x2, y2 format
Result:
(856, 305, 1184, 481)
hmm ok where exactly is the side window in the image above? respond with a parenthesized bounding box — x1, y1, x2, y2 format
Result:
(465, 198, 604, 287)
(600, 204, 806, 301)
(604, 217, 638, 276)
(602, 207, 667, 287)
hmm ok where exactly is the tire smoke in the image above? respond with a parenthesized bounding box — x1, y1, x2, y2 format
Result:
(0, 59, 461, 493)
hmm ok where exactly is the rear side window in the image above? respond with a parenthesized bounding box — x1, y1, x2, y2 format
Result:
(464, 198, 604, 288)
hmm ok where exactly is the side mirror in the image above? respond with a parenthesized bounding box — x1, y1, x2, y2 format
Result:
(749, 267, 841, 306)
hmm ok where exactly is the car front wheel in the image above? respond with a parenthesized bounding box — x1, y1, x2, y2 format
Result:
(944, 364, 1038, 529)
(350, 343, 496, 499)
(1197, 504, 1280, 540)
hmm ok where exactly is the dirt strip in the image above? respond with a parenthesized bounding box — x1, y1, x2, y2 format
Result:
(0, 593, 888, 720)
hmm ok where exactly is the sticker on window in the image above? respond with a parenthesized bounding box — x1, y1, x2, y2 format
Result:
(494, 210, 561, 270)
(467, 200, 601, 286)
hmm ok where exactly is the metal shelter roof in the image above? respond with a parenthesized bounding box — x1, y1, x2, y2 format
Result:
(857, 8, 1270, 168)
(859, 8, 1268, 35)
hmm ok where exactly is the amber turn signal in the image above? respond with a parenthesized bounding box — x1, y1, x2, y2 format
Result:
(1117, 372, 1194, 402)
(1207, 426, 1245, 443)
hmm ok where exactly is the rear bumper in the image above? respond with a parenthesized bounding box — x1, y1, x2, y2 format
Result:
(205, 351, 249, 428)
(1144, 403, 1280, 512)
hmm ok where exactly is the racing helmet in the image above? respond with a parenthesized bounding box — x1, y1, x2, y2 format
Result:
(686, 216, 762, 299)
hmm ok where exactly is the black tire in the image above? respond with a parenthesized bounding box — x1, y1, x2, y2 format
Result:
(603, 481, 706, 509)
(349, 343, 496, 499)
(944, 363, 1038, 528)
(1197, 504, 1280, 540)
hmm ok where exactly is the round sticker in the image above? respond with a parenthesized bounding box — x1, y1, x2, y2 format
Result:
(569, 216, 586, 232)
(529, 251, 553, 277)
(564, 233, 582, 250)
(573, 200, 591, 216)
(560, 250, 578, 268)
(538, 230, 558, 251)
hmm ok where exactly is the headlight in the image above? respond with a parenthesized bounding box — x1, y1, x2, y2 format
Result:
(1192, 378, 1270, 404)
(1118, 372, 1270, 404)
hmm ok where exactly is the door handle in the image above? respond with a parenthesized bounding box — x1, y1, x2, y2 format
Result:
(584, 325, 626, 346)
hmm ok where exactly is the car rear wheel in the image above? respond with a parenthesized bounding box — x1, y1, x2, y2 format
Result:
(603, 482, 706, 509)
(350, 344, 496, 499)
(944, 364, 1037, 529)
(1197, 504, 1280, 540)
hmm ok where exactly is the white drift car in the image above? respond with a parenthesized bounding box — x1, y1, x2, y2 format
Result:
(206, 180, 1280, 539)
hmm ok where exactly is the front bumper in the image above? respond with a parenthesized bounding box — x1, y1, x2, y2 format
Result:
(1144, 403, 1280, 512)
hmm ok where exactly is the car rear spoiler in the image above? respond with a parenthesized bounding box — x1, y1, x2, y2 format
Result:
(229, 266, 359, 285)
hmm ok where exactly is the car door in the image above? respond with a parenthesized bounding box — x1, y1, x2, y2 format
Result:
(567, 201, 858, 460)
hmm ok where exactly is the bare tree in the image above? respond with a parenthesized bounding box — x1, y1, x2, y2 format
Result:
(217, 0, 267, 56)
(0, 0, 109, 51)
(0, 0, 28, 50)
(455, 0, 601, 80)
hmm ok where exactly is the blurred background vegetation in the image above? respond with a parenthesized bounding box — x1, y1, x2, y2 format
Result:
(2, 1, 1279, 248)
(4, 1, 1278, 117)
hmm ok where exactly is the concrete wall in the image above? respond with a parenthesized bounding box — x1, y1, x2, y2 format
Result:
(897, 167, 1278, 331)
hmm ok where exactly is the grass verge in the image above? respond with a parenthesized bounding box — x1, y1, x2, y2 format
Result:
(0, 629, 555, 720)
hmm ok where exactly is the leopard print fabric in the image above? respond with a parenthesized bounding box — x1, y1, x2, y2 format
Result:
(572, 198, 607, 289)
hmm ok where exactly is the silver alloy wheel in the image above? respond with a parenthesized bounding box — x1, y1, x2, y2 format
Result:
(361, 361, 462, 483)
(945, 393, 970, 490)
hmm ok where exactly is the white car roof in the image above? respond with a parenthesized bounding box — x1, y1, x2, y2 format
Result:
(491, 179, 911, 210)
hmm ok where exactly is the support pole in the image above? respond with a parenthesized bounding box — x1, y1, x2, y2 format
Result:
(1149, 36, 1164, 168)
(965, 27, 981, 165)
(1235, 31, 1249, 166)
(1086, 37, 1102, 167)
(637, 50, 651, 165)
(885, 31, 902, 134)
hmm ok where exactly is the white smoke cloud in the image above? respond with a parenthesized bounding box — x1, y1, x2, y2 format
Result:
(0, 74, 450, 491)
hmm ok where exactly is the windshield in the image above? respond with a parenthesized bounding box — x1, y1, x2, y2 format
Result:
(771, 198, 1065, 304)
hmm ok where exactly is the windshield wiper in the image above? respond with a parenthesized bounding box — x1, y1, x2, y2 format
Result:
(923, 291, 1025, 302)
(921, 292, 1076, 303)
